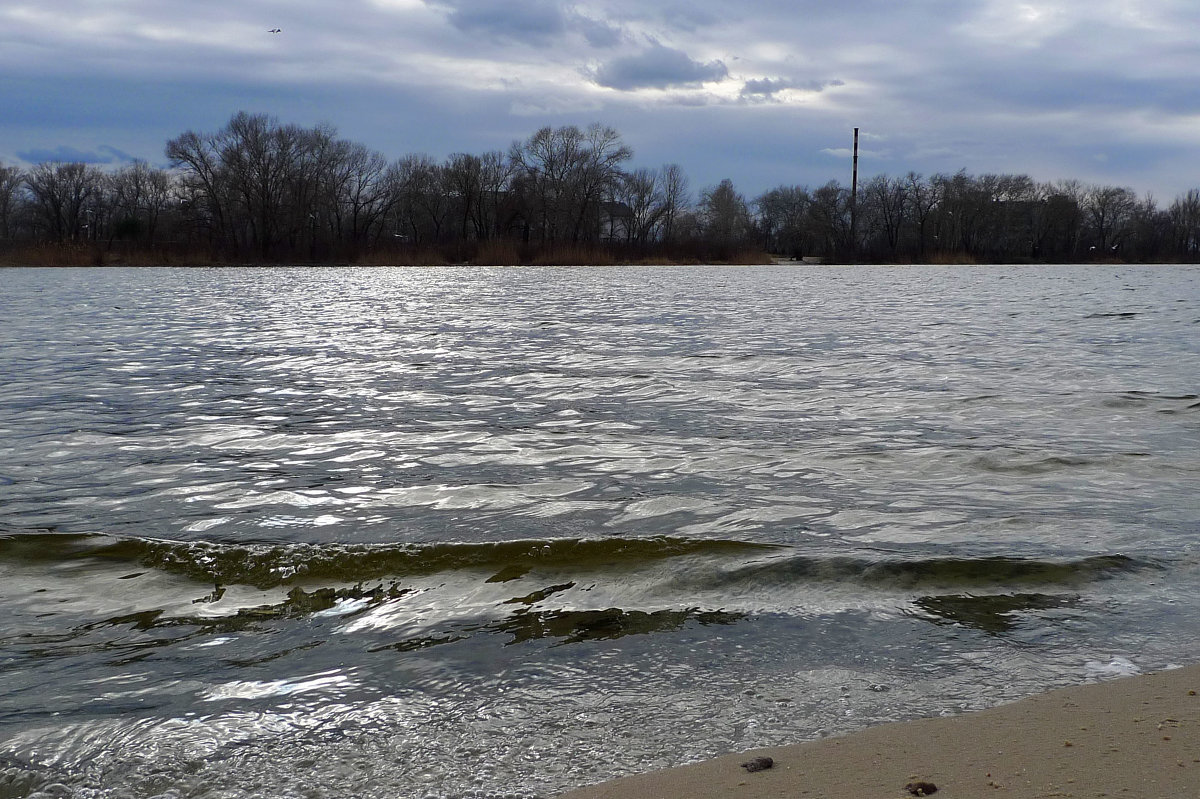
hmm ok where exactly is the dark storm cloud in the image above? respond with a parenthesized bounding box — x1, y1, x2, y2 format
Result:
(15, 144, 138, 165)
(592, 42, 728, 90)
(739, 77, 844, 99)
(427, 0, 569, 43)
(576, 16, 624, 48)
(741, 78, 791, 97)
(5, 0, 1200, 201)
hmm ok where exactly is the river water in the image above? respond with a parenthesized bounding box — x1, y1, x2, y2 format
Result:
(1, 264, 1198, 799)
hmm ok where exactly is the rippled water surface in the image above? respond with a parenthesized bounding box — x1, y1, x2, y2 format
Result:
(1, 264, 1198, 798)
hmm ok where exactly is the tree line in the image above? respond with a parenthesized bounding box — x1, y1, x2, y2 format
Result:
(2, 110, 1200, 264)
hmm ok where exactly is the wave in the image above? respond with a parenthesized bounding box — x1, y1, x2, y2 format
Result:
(0, 531, 773, 589)
(910, 592, 1078, 633)
(0, 529, 1158, 592)
(0, 529, 1166, 653)
(371, 606, 746, 651)
(681, 551, 1155, 597)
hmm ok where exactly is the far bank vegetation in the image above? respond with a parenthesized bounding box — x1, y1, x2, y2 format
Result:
(2, 111, 1199, 266)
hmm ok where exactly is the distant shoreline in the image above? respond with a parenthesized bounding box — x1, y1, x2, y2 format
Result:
(0, 247, 1172, 269)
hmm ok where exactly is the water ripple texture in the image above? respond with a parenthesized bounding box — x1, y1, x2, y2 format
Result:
(0, 264, 1198, 798)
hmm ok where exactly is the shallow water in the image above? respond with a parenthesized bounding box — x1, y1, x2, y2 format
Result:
(1, 264, 1198, 798)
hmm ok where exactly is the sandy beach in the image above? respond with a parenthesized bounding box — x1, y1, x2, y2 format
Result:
(558, 664, 1200, 799)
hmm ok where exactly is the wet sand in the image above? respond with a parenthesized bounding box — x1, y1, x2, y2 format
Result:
(559, 664, 1200, 799)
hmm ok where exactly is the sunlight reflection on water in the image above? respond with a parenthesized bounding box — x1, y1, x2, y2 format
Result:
(1, 264, 1198, 798)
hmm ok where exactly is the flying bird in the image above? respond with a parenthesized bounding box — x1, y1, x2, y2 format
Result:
(269, 28, 282, 33)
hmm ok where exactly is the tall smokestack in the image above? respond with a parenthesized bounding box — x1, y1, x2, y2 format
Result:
(850, 127, 859, 253)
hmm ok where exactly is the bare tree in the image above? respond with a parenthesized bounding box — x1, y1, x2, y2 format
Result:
(807, 180, 851, 257)
(445, 153, 483, 241)
(905, 172, 938, 257)
(389, 155, 451, 244)
(699, 178, 751, 245)
(862, 174, 908, 258)
(1124, 192, 1170, 261)
(1044, 179, 1087, 259)
(477, 150, 513, 241)
(1168, 189, 1200, 260)
(1085, 184, 1136, 254)
(571, 123, 633, 241)
(86, 110, 1200, 264)
(658, 163, 689, 243)
(327, 140, 392, 256)
(168, 111, 398, 259)
(509, 125, 580, 243)
(0, 162, 24, 241)
(166, 126, 235, 253)
(109, 161, 173, 243)
(509, 124, 632, 243)
(24, 162, 104, 243)
(220, 111, 307, 258)
(617, 168, 664, 244)
(753, 185, 810, 257)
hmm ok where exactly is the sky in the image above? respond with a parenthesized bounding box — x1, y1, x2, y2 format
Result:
(4, 0, 1200, 202)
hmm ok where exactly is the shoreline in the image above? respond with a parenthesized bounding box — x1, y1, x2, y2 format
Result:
(2, 260, 1172, 270)
(557, 664, 1200, 799)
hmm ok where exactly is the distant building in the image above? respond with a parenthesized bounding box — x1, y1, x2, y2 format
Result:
(599, 201, 634, 242)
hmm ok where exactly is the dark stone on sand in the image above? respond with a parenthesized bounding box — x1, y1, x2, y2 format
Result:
(905, 781, 938, 796)
(740, 756, 774, 772)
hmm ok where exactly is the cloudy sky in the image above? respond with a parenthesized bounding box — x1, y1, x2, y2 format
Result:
(4, 0, 1200, 201)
